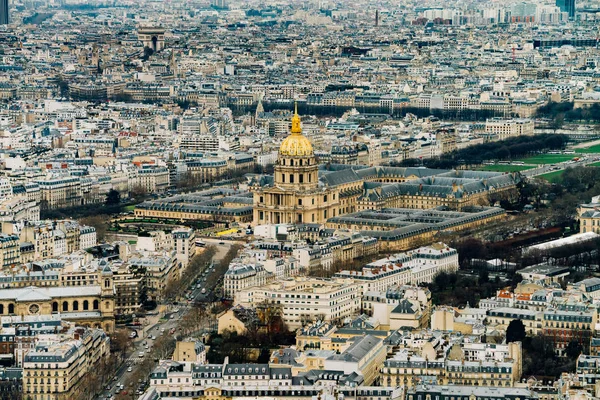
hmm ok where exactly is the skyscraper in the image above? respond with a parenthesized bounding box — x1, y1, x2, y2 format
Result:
(0, 0, 8, 25)
(556, 0, 576, 19)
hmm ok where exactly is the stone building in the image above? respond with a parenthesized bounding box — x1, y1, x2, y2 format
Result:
(251, 105, 341, 225)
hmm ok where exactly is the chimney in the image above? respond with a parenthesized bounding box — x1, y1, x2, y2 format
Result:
(419, 184, 423, 192)
(452, 182, 457, 192)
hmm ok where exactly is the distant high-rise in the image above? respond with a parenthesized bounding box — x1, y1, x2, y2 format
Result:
(0, 0, 8, 25)
(375, 10, 379, 26)
(556, 0, 575, 19)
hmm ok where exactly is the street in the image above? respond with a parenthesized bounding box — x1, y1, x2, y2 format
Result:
(97, 241, 236, 400)
(520, 155, 599, 178)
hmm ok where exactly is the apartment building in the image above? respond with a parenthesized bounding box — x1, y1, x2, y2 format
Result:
(323, 334, 386, 386)
(334, 243, 458, 295)
(22, 328, 110, 400)
(486, 308, 541, 335)
(406, 385, 538, 400)
(0, 234, 20, 268)
(132, 166, 170, 194)
(542, 308, 596, 355)
(234, 277, 361, 328)
(128, 252, 180, 301)
(36, 176, 82, 209)
(18, 220, 96, 261)
(113, 268, 145, 317)
(173, 227, 195, 267)
(223, 262, 274, 299)
(382, 339, 522, 388)
(483, 118, 534, 142)
(180, 158, 228, 183)
(0, 195, 40, 223)
(577, 197, 600, 234)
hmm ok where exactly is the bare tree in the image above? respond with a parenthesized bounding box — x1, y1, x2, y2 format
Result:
(80, 215, 108, 242)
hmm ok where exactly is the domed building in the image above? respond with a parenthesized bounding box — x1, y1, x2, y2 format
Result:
(250, 107, 522, 236)
(251, 106, 341, 225)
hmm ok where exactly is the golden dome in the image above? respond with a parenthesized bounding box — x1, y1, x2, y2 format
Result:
(279, 104, 314, 157)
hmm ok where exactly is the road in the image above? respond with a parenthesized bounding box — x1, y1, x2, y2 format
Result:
(520, 155, 599, 178)
(98, 241, 236, 400)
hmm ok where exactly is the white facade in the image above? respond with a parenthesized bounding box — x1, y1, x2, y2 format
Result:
(234, 277, 361, 329)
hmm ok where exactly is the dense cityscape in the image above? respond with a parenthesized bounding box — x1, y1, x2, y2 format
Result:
(0, 0, 600, 399)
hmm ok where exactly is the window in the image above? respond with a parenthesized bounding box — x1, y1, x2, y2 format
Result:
(93, 300, 99, 310)
(324, 195, 328, 202)
(83, 300, 89, 311)
(259, 196, 263, 203)
(282, 174, 285, 183)
(73, 301, 79, 311)
(8, 304, 14, 314)
(62, 302, 68, 312)
(298, 199, 302, 206)
(290, 175, 294, 183)
(299, 174, 304, 183)
(259, 211, 264, 220)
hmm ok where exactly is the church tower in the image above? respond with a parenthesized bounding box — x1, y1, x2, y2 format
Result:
(251, 105, 340, 225)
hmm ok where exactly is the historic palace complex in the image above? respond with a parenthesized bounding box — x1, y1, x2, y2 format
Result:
(249, 108, 520, 225)
(137, 109, 520, 250)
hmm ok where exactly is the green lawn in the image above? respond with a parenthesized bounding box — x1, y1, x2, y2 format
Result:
(479, 165, 534, 172)
(588, 162, 600, 167)
(538, 170, 565, 183)
(575, 144, 600, 154)
(514, 154, 575, 165)
(123, 205, 136, 212)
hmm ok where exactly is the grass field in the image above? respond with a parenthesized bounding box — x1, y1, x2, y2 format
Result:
(123, 205, 136, 212)
(479, 165, 534, 172)
(514, 154, 575, 165)
(575, 144, 600, 154)
(588, 162, 600, 167)
(538, 170, 565, 183)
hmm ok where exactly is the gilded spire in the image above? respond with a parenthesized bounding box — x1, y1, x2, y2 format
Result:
(291, 102, 302, 135)
(279, 103, 313, 156)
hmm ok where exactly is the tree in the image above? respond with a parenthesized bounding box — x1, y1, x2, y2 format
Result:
(549, 113, 565, 132)
(565, 340, 583, 359)
(110, 329, 132, 362)
(130, 184, 149, 199)
(105, 189, 121, 206)
(506, 319, 526, 343)
(80, 215, 108, 243)
(142, 46, 154, 61)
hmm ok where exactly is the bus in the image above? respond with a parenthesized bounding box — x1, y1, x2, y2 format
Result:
(195, 239, 205, 248)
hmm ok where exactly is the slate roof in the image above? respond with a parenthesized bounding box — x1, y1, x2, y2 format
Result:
(326, 335, 382, 363)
